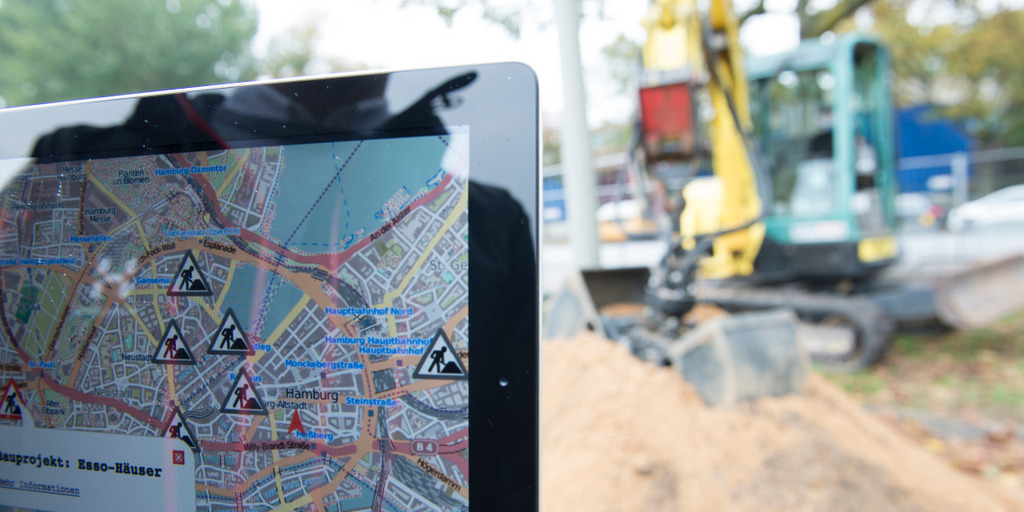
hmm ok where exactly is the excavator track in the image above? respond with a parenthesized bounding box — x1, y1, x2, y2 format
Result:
(695, 285, 896, 371)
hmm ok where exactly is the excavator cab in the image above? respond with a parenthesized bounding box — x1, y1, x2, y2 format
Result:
(747, 35, 899, 283)
(553, 23, 1024, 378)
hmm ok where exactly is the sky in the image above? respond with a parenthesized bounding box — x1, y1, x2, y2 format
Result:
(251, 0, 803, 126)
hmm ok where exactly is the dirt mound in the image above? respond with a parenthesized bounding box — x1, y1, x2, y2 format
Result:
(541, 334, 1024, 512)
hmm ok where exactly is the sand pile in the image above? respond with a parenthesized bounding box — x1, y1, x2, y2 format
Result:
(541, 334, 1024, 512)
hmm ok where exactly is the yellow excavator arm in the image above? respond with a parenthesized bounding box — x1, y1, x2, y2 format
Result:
(641, 0, 765, 279)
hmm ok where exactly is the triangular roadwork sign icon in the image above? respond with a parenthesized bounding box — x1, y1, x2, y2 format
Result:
(207, 308, 253, 356)
(413, 329, 468, 380)
(220, 369, 267, 416)
(0, 378, 26, 421)
(151, 320, 197, 365)
(167, 250, 213, 297)
(162, 406, 201, 453)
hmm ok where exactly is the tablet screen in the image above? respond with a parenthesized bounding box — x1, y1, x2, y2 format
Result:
(0, 63, 536, 512)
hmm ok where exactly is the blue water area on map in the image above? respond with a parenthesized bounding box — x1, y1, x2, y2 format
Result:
(341, 477, 376, 511)
(219, 263, 305, 340)
(269, 136, 449, 254)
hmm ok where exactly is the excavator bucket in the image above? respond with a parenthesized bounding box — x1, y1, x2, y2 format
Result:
(932, 253, 1024, 329)
(544, 267, 650, 340)
(545, 268, 807, 406)
(667, 308, 805, 407)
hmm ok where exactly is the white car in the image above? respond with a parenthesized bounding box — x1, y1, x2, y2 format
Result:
(947, 184, 1024, 232)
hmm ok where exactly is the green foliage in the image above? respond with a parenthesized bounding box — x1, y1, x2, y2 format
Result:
(592, 121, 633, 156)
(989, 383, 1024, 409)
(945, 8, 1024, 147)
(257, 16, 370, 79)
(866, 0, 1024, 147)
(400, 0, 524, 38)
(798, 0, 875, 38)
(601, 34, 641, 95)
(739, 0, 874, 39)
(893, 333, 926, 358)
(826, 369, 888, 397)
(0, 0, 259, 107)
(822, 311, 1024, 420)
(543, 122, 562, 165)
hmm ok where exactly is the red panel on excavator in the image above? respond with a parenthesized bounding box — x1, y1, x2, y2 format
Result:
(639, 82, 695, 159)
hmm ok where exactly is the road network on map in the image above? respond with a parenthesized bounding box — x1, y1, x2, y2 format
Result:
(0, 134, 471, 512)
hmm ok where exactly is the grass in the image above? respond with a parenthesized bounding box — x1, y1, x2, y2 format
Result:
(828, 370, 888, 398)
(989, 383, 1024, 410)
(822, 311, 1024, 422)
(891, 333, 926, 359)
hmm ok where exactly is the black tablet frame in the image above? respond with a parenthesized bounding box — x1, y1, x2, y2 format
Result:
(0, 62, 539, 512)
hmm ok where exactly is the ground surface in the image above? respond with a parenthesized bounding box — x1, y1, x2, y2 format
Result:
(541, 333, 1024, 512)
(540, 228, 1024, 508)
(826, 313, 1024, 492)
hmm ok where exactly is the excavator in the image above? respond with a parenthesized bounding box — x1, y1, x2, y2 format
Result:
(548, 0, 1024, 395)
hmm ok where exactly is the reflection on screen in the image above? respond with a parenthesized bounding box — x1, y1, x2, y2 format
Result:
(0, 130, 471, 512)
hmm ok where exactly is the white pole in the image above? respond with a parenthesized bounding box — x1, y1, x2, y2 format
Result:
(951, 152, 969, 206)
(554, 0, 600, 268)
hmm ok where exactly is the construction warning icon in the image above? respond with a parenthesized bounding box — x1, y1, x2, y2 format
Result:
(167, 250, 212, 296)
(413, 329, 468, 380)
(163, 406, 201, 453)
(151, 320, 197, 365)
(207, 308, 253, 356)
(220, 369, 267, 415)
(0, 378, 26, 421)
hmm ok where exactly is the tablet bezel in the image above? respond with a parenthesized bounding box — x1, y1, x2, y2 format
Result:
(0, 62, 539, 512)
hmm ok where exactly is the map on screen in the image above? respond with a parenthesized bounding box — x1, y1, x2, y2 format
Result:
(0, 130, 471, 511)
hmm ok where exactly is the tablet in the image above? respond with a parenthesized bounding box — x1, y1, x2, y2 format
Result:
(0, 63, 538, 512)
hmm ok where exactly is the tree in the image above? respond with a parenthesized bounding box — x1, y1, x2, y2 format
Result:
(949, 8, 1024, 147)
(864, 0, 1024, 147)
(0, 0, 259, 107)
(600, 0, 876, 97)
(843, 0, 953, 107)
(399, 0, 529, 38)
(257, 16, 372, 79)
(601, 34, 642, 95)
(739, 0, 875, 39)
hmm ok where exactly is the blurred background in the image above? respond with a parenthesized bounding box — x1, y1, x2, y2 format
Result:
(5, 0, 1024, 508)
